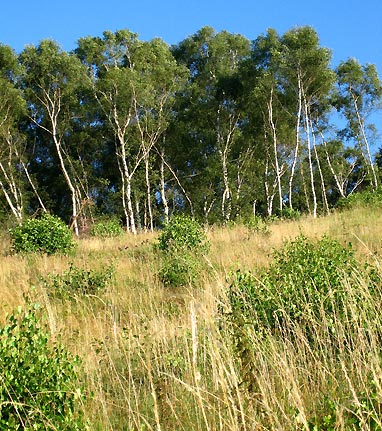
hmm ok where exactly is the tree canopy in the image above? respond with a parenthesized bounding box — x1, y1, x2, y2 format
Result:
(0, 26, 381, 232)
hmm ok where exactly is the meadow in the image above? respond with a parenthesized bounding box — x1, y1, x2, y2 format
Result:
(1, 206, 382, 430)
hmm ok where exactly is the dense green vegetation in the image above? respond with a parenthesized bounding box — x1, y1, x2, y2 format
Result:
(1, 22, 382, 430)
(0, 26, 381, 234)
(0, 205, 382, 429)
(9, 213, 76, 254)
(0, 305, 87, 430)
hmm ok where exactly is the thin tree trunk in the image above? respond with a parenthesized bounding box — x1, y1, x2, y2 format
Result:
(118, 132, 136, 235)
(52, 135, 79, 236)
(155, 147, 194, 216)
(0, 157, 23, 222)
(116, 153, 130, 231)
(300, 163, 311, 214)
(268, 87, 283, 213)
(144, 155, 154, 232)
(126, 177, 136, 235)
(264, 158, 277, 217)
(220, 148, 232, 222)
(303, 95, 317, 218)
(33, 89, 80, 235)
(353, 95, 378, 189)
(321, 135, 347, 199)
(288, 69, 303, 209)
(311, 124, 329, 214)
(20, 159, 46, 213)
(135, 198, 142, 231)
(0, 176, 22, 223)
(159, 149, 169, 224)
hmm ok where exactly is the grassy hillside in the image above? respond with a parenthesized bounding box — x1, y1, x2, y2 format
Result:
(1, 206, 382, 430)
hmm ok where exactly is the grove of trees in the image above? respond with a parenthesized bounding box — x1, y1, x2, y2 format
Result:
(0, 26, 381, 233)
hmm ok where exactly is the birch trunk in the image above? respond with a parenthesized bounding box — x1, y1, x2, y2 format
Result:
(268, 87, 283, 213)
(288, 69, 303, 209)
(144, 154, 154, 232)
(353, 96, 378, 189)
(159, 150, 169, 224)
(302, 95, 317, 218)
(311, 125, 329, 214)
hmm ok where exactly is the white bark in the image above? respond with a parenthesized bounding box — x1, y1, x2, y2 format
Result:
(288, 69, 303, 209)
(352, 94, 378, 189)
(159, 149, 169, 224)
(302, 93, 317, 218)
(268, 87, 283, 213)
(31, 86, 80, 235)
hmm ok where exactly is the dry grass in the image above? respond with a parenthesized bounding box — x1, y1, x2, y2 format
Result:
(2, 207, 382, 430)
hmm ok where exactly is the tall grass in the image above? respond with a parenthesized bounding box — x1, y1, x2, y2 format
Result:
(1, 207, 382, 430)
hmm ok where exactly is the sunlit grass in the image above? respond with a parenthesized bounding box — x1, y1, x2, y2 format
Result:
(1, 206, 382, 429)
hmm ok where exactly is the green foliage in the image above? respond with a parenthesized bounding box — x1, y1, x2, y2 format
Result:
(156, 215, 209, 287)
(337, 187, 382, 209)
(159, 250, 204, 287)
(0, 304, 87, 430)
(41, 263, 114, 299)
(157, 215, 209, 253)
(90, 217, 124, 238)
(227, 235, 357, 331)
(278, 207, 301, 220)
(244, 215, 270, 233)
(9, 214, 76, 255)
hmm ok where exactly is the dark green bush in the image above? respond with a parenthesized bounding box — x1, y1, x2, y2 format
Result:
(0, 305, 87, 430)
(90, 217, 124, 238)
(41, 263, 114, 299)
(157, 215, 209, 253)
(156, 215, 209, 287)
(9, 214, 76, 255)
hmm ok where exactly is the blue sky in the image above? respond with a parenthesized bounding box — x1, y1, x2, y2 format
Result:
(1, 0, 381, 71)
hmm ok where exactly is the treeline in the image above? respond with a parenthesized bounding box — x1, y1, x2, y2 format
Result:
(0, 26, 381, 234)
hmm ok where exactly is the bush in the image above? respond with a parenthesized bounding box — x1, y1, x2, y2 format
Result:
(157, 215, 209, 253)
(156, 215, 209, 287)
(337, 187, 382, 210)
(159, 250, 204, 287)
(41, 263, 114, 299)
(244, 215, 270, 233)
(90, 217, 124, 238)
(278, 207, 301, 220)
(0, 305, 87, 430)
(227, 235, 358, 331)
(9, 214, 76, 255)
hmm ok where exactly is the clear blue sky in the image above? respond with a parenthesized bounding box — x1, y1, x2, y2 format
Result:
(1, 0, 381, 71)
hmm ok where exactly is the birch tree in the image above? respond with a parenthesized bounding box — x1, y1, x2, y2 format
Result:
(335, 58, 382, 190)
(77, 30, 186, 232)
(0, 44, 47, 222)
(20, 40, 88, 235)
(281, 27, 335, 216)
(172, 27, 250, 223)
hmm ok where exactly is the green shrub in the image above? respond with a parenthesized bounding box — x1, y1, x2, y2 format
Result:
(0, 304, 87, 430)
(9, 214, 76, 255)
(224, 236, 361, 395)
(244, 215, 270, 233)
(278, 207, 301, 220)
(159, 250, 203, 287)
(227, 235, 358, 331)
(90, 217, 124, 238)
(156, 215, 209, 288)
(41, 263, 114, 299)
(157, 215, 209, 253)
(337, 187, 382, 210)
